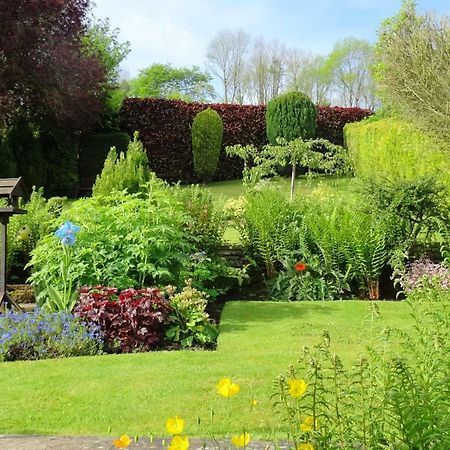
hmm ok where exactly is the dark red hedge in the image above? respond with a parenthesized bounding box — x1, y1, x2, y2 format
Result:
(316, 106, 373, 146)
(119, 99, 372, 183)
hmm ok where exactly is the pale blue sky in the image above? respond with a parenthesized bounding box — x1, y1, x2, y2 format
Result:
(91, 0, 450, 78)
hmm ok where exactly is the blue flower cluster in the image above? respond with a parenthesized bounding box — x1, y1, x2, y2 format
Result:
(54, 221, 80, 247)
(0, 308, 103, 362)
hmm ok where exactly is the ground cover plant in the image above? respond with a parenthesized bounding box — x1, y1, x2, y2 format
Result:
(0, 300, 414, 438)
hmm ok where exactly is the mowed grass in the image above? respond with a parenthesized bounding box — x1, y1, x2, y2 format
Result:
(0, 300, 413, 439)
(204, 174, 352, 210)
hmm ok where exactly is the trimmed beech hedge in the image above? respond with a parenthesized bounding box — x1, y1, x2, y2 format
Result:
(120, 99, 266, 183)
(119, 99, 372, 183)
(317, 106, 373, 146)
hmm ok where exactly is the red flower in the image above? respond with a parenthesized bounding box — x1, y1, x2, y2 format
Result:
(294, 262, 308, 272)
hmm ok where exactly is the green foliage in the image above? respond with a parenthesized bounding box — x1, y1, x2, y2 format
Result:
(242, 186, 297, 277)
(344, 117, 450, 190)
(82, 18, 130, 128)
(301, 194, 390, 299)
(128, 63, 215, 102)
(274, 291, 450, 448)
(271, 255, 349, 301)
(165, 281, 218, 348)
(226, 138, 351, 199)
(266, 91, 317, 144)
(361, 176, 450, 253)
(181, 252, 248, 302)
(92, 133, 151, 196)
(28, 183, 189, 303)
(174, 184, 225, 252)
(373, 1, 450, 141)
(191, 108, 224, 183)
(6, 188, 64, 283)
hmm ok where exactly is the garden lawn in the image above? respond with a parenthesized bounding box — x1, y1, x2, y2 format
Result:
(0, 300, 412, 440)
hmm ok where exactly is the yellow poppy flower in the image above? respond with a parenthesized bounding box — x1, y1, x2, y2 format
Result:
(166, 416, 185, 435)
(288, 378, 307, 398)
(250, 399, 258, 407)
(300, 415, 317, 432)
(113, 434, 132, 448)
(231, 432, 251, 448)
(217, 377, 240, 398)
(168, 435, 189, 450)
(296, 443, 314, 450)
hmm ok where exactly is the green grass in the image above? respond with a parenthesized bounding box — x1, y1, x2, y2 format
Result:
(205, 174, 352, 210)
(0, 300, 413, 439)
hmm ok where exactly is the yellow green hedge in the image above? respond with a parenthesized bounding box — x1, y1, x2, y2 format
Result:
(344, 118, 450, 188)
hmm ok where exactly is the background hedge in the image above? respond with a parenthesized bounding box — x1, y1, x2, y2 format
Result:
(317, 106, 373, 146)
(344, 117, 450, 189)
(119, 99, 266, 183)
(119, 99, 372, 184)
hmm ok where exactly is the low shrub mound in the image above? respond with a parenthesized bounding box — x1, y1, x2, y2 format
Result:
(0, 308, 102, 362)
(74, 286, 171, 353)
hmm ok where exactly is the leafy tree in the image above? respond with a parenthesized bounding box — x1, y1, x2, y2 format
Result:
(82, 18, 131, 129)
(129, 63, 215, 102)
(373, 0, 450, 141)
(326, 37, 375, 108)
(286, 50, 333, 105)
(0, 0, 106, 129)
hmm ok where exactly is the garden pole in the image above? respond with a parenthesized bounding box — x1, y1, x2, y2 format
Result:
(0, 215, 23, 311)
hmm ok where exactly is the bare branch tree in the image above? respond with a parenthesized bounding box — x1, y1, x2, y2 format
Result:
(206, 29, 250, 103)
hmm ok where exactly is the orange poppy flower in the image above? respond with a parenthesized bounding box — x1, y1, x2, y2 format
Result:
(294, 262, 308, 272)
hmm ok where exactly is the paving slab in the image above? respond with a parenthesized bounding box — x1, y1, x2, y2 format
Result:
(0, 435, 290, 450)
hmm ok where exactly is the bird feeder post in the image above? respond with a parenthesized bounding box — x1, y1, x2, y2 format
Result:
(0, 178, 27, 312)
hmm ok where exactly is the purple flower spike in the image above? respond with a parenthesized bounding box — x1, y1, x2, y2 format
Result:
(55, 221, 80, 246)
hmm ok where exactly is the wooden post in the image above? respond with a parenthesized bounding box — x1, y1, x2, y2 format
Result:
(0, 215, 7, 305)
(0, 211, 24, 311)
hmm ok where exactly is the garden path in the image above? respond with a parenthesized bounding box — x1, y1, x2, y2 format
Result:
(0, 435, 290, 449)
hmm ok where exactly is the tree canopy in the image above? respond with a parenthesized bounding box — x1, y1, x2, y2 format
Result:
(0, 0, 106, 130)
(373, 0, 450, 141)
(128, 63, 216, 102)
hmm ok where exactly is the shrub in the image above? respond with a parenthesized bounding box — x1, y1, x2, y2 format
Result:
(360, 176, 449, 252)
(7, 188, 65, 283)
(28, 184, 189, 301)
(92, 133, 151, 196)
(399, 257, 450, 293)
(74, 286, 171, 353)
(165, 281, 218, 348)
(266, 91, 317, 144)
(191, 108, 224, 182)
(174, 184, 225, 253)
(180, 251, 248, 302)
(344, 117, 450, 190)
(0, 308, 102, 362)
(78, 131, 130, 194)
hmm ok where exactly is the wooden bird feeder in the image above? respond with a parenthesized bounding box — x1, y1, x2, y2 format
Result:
(0, 178, 27, 311)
